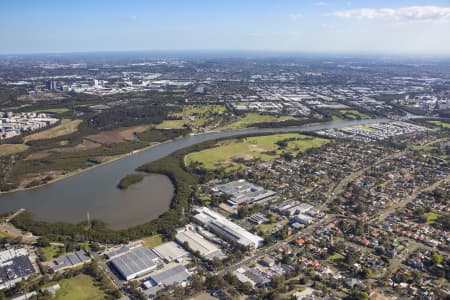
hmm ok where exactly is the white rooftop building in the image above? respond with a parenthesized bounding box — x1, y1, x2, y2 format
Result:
(175, 225, 225, 260)
(193, 207, 264, 249)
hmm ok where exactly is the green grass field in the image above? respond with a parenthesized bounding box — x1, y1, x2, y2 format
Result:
(427, 120, 450, 128)
(224, 113, 297, 130)
(185, 133, 329, 170)
(327, 253, 344, 262)
(258, 223, 276, 233)
(55, 274, 106, 300)
(32, 108, 70, 114)
(425, 212, 441, 225)
(24, 119, 82, 142)
(157, 105, 228, 130)
(155, 119, 186, 129)
(339, 110, 369, 120)
(411, 138, 448, 152)
(0, 144, 29, 157)
(39, 245, 66, 262)
(331, 115, 344, 121)
(142, 234, 163, 248)
(0, 231, 12, 239)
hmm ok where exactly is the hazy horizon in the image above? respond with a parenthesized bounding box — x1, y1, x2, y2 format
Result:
(2, 0, 450, 56)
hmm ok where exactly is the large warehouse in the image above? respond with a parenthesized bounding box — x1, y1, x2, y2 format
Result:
(109, 246, 161, 280)
(193, 207, 264, 249)
(175, 225, 226, 260)
(152, 242, 189, 263)
(214, 180, 277, 206)
(0, 248, 36, 290)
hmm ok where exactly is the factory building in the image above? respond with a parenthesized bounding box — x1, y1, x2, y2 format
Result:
(109, 246, 161, 281)
(152, 242, 189, 263)
(175, 225, 226, 260)
(193, 207, 264, 249)
(50, 250, 91, 272)
(0, 248, 35, 290)
(143, 264, 191, 296)
(213, 180, 276, 206)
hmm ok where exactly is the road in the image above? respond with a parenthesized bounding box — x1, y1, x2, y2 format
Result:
(370, 175, 449, 225)
(215, 215, 335, 277)
(5, 208, 25, 222)
(320, 151, 405, 210)
(90, 249, 124, 289)
(214, 152, 413, 277)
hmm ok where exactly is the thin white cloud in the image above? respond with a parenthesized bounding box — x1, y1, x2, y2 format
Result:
(329, 6, 450, 23)
(315, 2, 328, 6)
(127, 15, 137, 21)
(289, 13, 303, 21)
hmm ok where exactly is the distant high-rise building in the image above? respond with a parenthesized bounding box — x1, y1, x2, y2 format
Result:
(46, 80, 57, 91)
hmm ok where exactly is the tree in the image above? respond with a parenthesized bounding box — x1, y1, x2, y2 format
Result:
(355, 291, 369, 300)
(237, 207, 250, 219)
(37, 237, 50, 247)
(271, 275, 286, 292)
(431, 252, 443, 265)
(268, 213, 277, 224)
(361, 268, 372, 279)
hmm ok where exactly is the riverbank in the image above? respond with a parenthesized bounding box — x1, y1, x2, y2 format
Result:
(0, 139, 168, 195)
(0, 117, 391, 228)
(0, 121, 324, 195)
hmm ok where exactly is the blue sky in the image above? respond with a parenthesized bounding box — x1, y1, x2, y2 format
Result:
(1, 0, 450, 55)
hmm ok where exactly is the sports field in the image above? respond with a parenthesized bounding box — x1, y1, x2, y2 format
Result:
(185, 133, 329, 170)
(224, 113, 297, 130)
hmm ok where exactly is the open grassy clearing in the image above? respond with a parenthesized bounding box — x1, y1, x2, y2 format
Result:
(31, 108, 70, 114)
(141, 234, 164, 248)
(86, 124, 151, 144)
(338, 110, 369, 120)
(258, 223, 276, 233)
(0, 144, 29, 157)
(224, 113, 297, 130)
(185, 133, 329, 170)
(411, 138, 449, 157)
(39, 245, 66, 262)
(331, 115, 344, 121)
(24, 119, 82, 142)
(327, 253, 344, 262)
(0, 231, 13, 239)
(55, 274, 106, 300)
(425, 212, 441, 225)
(427, 120, 450, 128)
(156, 119, 186, 129)
(157, 105, 228, 130)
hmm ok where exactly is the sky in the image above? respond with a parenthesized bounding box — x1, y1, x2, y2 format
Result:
(1, 0, 450, 55)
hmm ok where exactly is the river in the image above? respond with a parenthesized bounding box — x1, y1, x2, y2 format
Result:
(0, 118, 389, 229)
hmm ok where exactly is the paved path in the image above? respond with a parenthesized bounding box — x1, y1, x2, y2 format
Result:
(215, 215, 335, 277)
(320, 151, 405, 210)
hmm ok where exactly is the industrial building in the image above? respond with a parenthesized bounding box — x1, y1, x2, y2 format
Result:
(0, 248, 35, 290)
(50, 250, 91, 272)
(293, 213, 314, 225)
(193, 207, 264, 249)
(143, 264, 190, 296)
(175, 225, 226, 260)
(152, 242, 189, 263)
(109, 246, 161, 280)
(271, 200, 314, 216)
(213, 180, 277, 206)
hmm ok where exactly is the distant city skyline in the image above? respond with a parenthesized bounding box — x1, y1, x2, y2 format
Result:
(1, 0, 450, 55)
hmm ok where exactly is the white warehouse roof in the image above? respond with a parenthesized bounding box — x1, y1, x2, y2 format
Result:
(193, 207, 263, 249)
